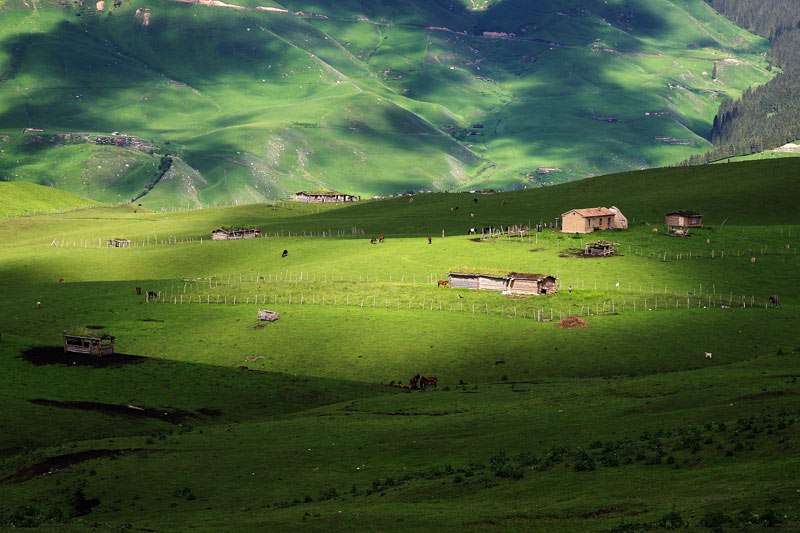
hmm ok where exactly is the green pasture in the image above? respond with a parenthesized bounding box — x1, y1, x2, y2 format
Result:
(0, 159, 798, 530)
(0, 0, 775, 206)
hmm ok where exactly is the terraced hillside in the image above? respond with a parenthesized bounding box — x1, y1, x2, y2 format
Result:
(0, 0, 773, 206)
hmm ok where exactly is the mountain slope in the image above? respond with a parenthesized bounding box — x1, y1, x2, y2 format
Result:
(0, 0, 773, 205)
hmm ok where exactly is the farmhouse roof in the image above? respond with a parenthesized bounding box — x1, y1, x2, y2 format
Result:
(564, 207, 615, 217)
(665, 210, 702, 217)
(508, 272, 555, 280)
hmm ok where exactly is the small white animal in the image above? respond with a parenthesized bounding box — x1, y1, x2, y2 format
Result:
(704, 352, 712, 359)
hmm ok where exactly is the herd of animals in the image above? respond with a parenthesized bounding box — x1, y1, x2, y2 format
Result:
(387, 374, 438, 389)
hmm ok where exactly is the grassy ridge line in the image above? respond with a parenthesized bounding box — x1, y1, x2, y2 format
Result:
(0, 0, 775, 206)
(0, 182, 100, 217)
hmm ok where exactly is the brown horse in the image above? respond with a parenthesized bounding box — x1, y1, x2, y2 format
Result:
(437, 280, 449, 287)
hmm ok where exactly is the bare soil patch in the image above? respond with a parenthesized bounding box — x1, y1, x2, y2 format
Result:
(529, 248, 544, 252)
(556, 316, 588, 328)
(559, 248, 617, 259)
(20, 346, 146, 368)
(29, 399, 193, 425)
(5, 449, 142, 483)
(253, 323, 268, 329)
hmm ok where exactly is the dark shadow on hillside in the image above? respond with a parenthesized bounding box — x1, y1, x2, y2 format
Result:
(20, 346, 146, 368)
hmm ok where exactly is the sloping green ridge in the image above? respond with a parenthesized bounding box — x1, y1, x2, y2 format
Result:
(0, 181, 99, 216)
(0, 0, 774, 207)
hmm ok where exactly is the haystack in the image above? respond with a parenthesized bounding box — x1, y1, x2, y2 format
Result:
(556, 316, 587, 328)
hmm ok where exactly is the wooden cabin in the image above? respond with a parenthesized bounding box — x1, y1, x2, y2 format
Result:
(665, 211, 703, 229)
(211, 227, 261, 241)
(561, 206, 627, 233)
(448, 272, 508, 291)
(292, 191, 360, 203)
(106, 238, 131, 248)
(63, 334, 115, 356)
(584, 241, 619, 256)
(257, 309, 280, 322)
(448, 271, 558, 295)
(507, 273, 559, 295)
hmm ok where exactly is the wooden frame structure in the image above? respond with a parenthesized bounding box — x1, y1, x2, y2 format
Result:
(665, 211, 703, 229)
(62, 334, 116, 356)
(448, 271, 558, 295)
(292, 191, 360, 203)
(211, 227, 262, 241)
(106, 238, 131, 248)
(584, 241, 619, 256)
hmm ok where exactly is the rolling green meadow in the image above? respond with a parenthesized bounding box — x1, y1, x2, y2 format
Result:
(1, 159, 799, 531)
(0, 0, 777, 207)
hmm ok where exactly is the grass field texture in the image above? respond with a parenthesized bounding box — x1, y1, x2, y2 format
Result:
(0, 0, 775, 207)
(0, 159, 798, 531)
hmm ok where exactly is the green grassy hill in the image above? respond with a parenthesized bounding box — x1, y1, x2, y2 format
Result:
(0, 159, 798, 531)
(0, 0, 774, 207)
(0, 181, 99, 217)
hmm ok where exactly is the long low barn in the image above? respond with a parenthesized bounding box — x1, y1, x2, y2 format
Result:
(448, 271, 558, 295)
(211, 227, 261, 240)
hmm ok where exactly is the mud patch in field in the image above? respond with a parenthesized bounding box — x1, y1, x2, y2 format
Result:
(29, 399, 193, 425)
(20, 346, 146, 368)
(5, 449, 142, 483)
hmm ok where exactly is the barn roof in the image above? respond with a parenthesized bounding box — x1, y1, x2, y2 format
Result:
(563, 207, 615, 217)
(508, 272, 555, 280)
(665, 210, 702, 217)
(449, 271, 557, 281)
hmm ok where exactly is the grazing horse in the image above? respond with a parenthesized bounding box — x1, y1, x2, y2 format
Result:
(370, 237, 377, 244)
(409, 374, 420, 390)
(147, 291, 158, 299)
(135, 286, 142, 295)
(379, 236, 384, 243)
(769, 296, 780, 309)
(437, 280, 449, 287)
(420, 376, 438, 389)
(59, 277, 66, 283)
(282, 249, 288, 258)
(36, 301, 42, 309)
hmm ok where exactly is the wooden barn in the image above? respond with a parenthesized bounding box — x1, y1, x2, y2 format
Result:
(63, 333, 115, 356)
(448, 271, 558, 295)
(584, 241, 619, 256)
(211, 226, 261, 241)
(561, 206, 627, 233)
(106, 238, 131, 248)
(448, 272, 508, 291)
(292, 191, 360, 203)
(665, 211, 703, 229)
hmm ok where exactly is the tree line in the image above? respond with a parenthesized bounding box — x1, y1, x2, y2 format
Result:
(680, 1, 800, 165)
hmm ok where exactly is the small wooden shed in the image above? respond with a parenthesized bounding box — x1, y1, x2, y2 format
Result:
(63, 334, 115, 356)
(584, 241, 619, 256)
(292, 191, 360, 203)
(448, 271, 558, 295)
(507, 273, 559, 295)
(211, 226, 262, 241)
(665, 211, 703, 229)
(107, 238, 131, 248)
(257, 309, 280, 322)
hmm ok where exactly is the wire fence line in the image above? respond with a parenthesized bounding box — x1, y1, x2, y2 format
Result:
(145, 285, 777, 321)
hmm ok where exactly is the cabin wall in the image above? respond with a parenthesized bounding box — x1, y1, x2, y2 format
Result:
(509, 279, 539, 294)
(562, 213, 590, 233)
(449, 276, 480, 290)
(478, 276, 508, 291)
